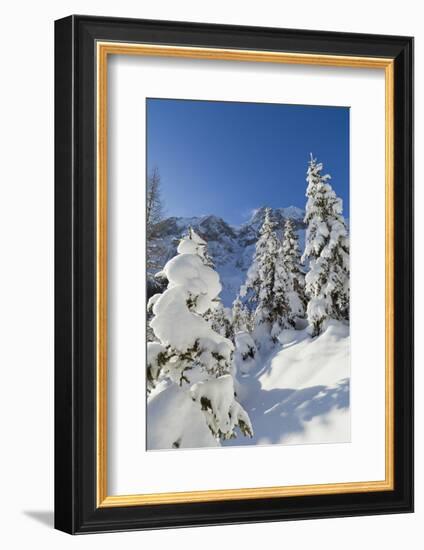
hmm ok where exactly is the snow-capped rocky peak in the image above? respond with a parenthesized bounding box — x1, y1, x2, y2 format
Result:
(148, 207, 306, 306)
(246, 205, 304, 227)
(279, 206, 304, 221)
(195, 215, 237, 241)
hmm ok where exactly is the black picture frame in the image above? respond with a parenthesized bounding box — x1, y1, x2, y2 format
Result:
(55, 15, 414, 534)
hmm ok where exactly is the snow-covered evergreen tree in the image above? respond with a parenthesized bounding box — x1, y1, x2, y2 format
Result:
(281, 218, 307, 326)
(232, 296, 253, 334)
(234, 332, 257, 375)
(181, 227, 233, 340)
(181, 226, 214, 267)
(204, 301, 234, 341)
(270, 250, 291, 339)
(302, 154, 350, 336)
(147, 231, 253, 440)
(240, 208, 290, 343)
(146, 167, 165, 273)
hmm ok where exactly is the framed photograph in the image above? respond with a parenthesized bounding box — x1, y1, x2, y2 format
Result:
(54, 15, 413, 534)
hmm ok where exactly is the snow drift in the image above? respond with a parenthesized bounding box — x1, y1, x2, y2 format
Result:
(223, 320, 350, 447)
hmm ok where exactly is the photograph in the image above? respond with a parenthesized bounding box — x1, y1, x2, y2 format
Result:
(145, 98, 351, 450)
(50, 10, 413, 536)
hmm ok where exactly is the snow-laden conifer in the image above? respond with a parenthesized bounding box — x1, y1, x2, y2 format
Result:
(240, 208, 290, 343)
(146, 167, 165, 273)
(281, 218, 307, 326)
(240, 208, 277, 310)
(204, 302, 234, 341)
(181, 227, 233, 340)
(270, 250, 291, 340)
(147, 231, 253, 440)
(179, 226, 214, 267)
(302, 154, 350, 336)
(232, 296, 253, 334)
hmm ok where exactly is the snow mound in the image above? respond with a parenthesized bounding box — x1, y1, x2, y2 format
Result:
(224, 322, 350, 448)
(147, 383, 218, 450)
(259, 320, 349, 391)
(280, 406, 350, 445)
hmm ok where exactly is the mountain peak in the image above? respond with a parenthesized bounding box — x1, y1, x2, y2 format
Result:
(246, 205, 305, 226)
(149, 206, 307, 306)
(279, 206, 305, 221)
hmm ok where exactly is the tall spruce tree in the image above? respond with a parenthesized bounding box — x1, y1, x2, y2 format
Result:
(270, 247, 291, 339)
(302, 154, 350, 336)
(281, 218, 307, 326)
(232, 296, 253, 334)
(240, 208, 289, 343)
(146, 167, 165, 272)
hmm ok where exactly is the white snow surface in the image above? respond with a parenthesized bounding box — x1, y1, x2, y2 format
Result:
(260, 320, 349, 391)
(147, 320, 350, 450)
(223, 320, 350, 447)
(147, 382, 218, 450)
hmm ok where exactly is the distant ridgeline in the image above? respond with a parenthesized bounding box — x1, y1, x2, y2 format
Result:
(147, 206, 306, 306)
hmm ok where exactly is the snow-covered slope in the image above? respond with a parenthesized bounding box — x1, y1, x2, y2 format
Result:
(260, 321, 349, 390)
(223, 320, 350, 447)
(147, 321, 350, 450)
(148, 206, 306, 306)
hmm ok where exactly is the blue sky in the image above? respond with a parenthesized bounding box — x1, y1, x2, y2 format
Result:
(147, 98, 349, 225)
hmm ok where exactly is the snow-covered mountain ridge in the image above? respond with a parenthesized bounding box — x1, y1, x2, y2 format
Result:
(148, 206, 306, 306)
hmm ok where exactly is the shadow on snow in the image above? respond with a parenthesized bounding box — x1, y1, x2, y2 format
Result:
(223, 367, 349, 447)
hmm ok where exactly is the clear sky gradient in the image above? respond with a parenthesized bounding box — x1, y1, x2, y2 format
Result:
(147, 98, 349, 226)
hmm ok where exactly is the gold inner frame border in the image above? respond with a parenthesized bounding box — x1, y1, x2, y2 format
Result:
(96, 42, 394, 508)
